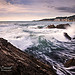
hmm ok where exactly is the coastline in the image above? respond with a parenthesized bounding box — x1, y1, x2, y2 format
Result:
(35, 15, 75, 22)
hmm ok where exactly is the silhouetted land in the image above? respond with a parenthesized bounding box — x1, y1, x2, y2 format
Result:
(37, 15, 75, 21)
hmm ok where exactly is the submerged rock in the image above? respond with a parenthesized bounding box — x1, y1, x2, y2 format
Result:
(38, 26, 43, 29)
(64, 58, 75, 67)
(0, 38, 57, 75)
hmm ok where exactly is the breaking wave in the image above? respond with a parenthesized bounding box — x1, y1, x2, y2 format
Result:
(0, 21, 75, 75)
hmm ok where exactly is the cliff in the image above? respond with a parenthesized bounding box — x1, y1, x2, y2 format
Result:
(0, 38, 57, 75)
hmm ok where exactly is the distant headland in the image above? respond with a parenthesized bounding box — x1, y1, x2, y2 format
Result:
(35, 15, 75, 22)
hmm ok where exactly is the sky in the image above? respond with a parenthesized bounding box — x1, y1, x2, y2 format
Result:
(0, 0, 75, 21)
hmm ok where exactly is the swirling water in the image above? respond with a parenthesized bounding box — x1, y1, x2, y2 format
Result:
(0, 21, 75, 75)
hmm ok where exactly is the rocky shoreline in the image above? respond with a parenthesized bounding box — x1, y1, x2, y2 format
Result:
(46, 23, 70, 29)
(0, 38, 75, 75)
(0, 38, 57, 75)
(37, 23, 70, 29)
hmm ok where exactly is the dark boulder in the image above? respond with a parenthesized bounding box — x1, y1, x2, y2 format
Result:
(46, 25, 56, 28)
(38, 26, 43, 29)
(64, 32, 71, 40)
(64, 58, 75, 67)
(73, 37, 75, 39)
(56, 23, 70, 29)
(0, 38, 57, 75)
(46, 24, 70, 29)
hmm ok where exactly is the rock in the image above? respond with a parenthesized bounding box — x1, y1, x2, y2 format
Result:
(56, 23, 70, 29)
(64, 58, 75, 67)
(0, 38, 57, 75)
(73, 37, 75, 39)
(46, 25, 56, 28)
(64, 32, 71, 40)
(38, 26, 43, 29)
(46, 24, 70, 29)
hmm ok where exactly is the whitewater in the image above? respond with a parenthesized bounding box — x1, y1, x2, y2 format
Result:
(0, 21, 75, 75)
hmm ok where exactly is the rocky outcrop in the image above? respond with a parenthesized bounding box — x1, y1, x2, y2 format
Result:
(64, 58, 75, 67)
(46, 25, 55, 28)
(46, 24, 70, 29)
(56, 23, 70, 29)
(0, 38, 57, 75)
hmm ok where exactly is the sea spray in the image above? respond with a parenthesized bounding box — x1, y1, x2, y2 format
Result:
(65, 24, 75, 38)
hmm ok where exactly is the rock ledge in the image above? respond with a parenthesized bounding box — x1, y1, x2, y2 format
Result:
(0, 38, 57, 75)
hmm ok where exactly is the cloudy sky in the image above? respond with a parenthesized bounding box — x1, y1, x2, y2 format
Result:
(0, 0, 75, 21)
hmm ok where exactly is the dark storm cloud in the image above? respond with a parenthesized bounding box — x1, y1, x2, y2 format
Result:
(56, 6, 75, 13)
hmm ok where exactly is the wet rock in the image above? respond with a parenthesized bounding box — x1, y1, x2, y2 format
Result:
(0, 38, 57, 75)
(64, 58, 75, 67)
(46, 25, 56, 28)
(56, 23, 70, 29)
(46, 24, 70, 29)
(64, 32, 71, 40)
(0, 38, 8, 47)
(38, 26, 43, 29)
(73, 37, 75, 39)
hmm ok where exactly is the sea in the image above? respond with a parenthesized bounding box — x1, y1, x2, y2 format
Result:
(0, 21, 75, 75)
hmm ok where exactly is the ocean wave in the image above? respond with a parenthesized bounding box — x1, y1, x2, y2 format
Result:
(0, 21, 75, 75)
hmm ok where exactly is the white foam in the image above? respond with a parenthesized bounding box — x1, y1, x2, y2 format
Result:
(9, 37, 33, 50)
(65, 24, 75, 38)
(0, 22, 75, 51)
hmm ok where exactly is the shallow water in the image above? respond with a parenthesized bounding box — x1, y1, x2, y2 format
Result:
(0, 21, 75, 75)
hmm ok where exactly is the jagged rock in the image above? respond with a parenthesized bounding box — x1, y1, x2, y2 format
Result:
(46, 25, 55, 28)
(64, 58, 75, 67)
(46, 24, 70, 29)
(56, 23, 70, 29)
(0, 38, 57, 75)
